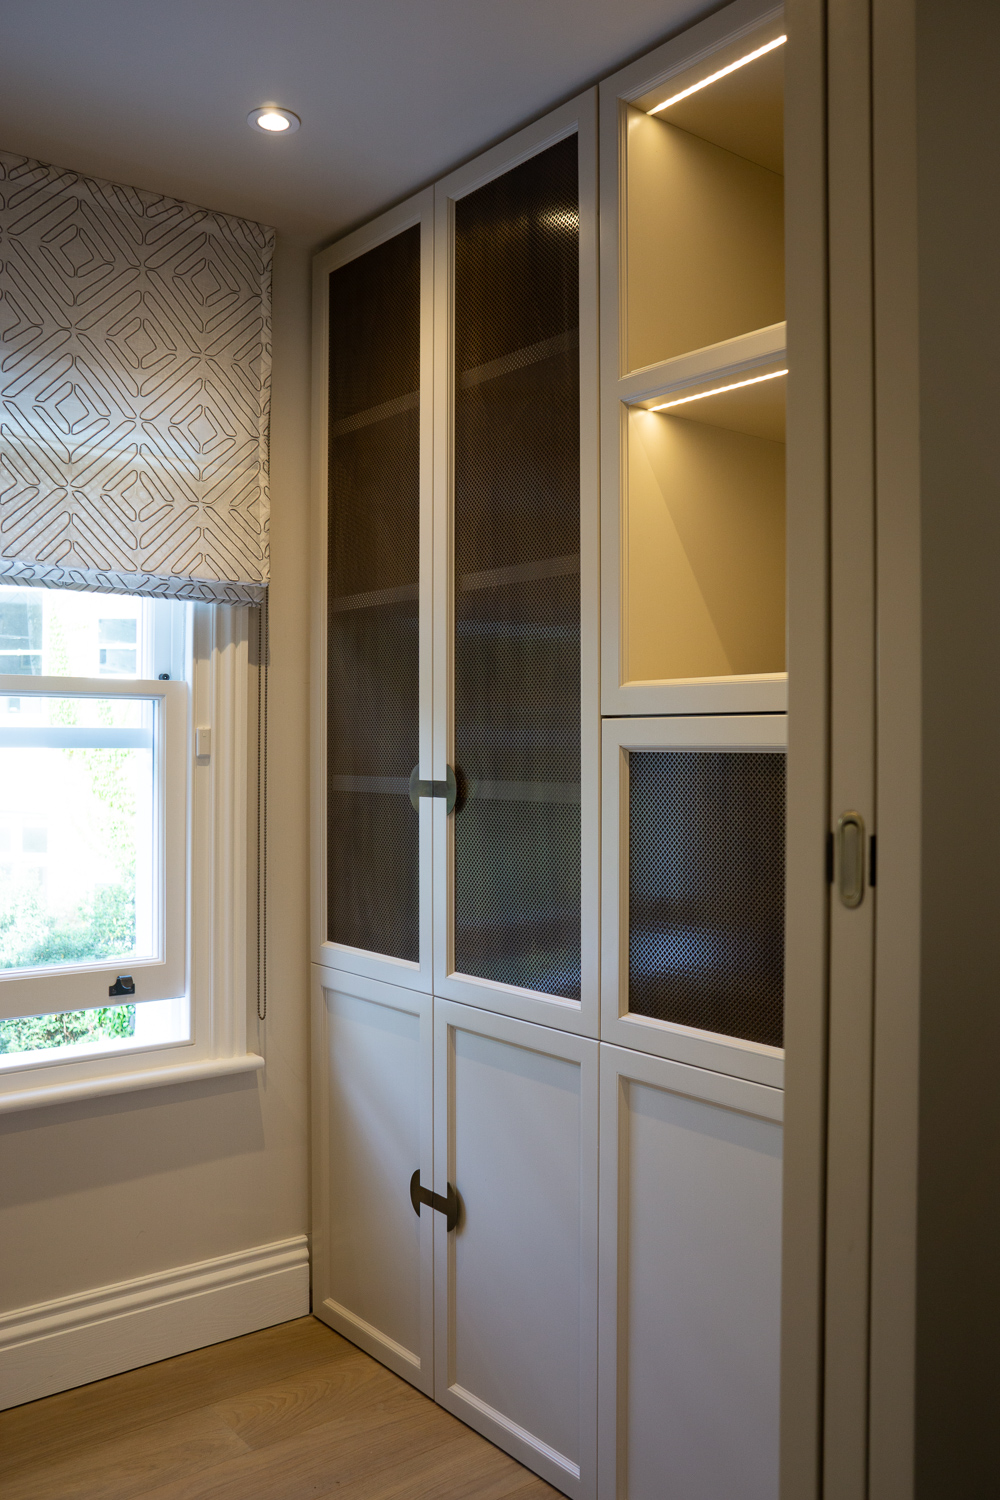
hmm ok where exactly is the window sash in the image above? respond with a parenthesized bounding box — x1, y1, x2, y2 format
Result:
(0, 674, 188, 1021)
(0, 603, 255, 1110)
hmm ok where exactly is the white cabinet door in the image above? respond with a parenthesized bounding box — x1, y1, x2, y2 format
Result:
(311, 189, 435, 995)
(598, 1042, 783, 1500)
(434, 999, 599, 1499)
(600, 714, 786, 1088)
(311, 966, 434, 1393)
(430, 92, 601, 1039)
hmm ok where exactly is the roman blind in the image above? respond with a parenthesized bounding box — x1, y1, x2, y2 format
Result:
(0, 150, 272, 604)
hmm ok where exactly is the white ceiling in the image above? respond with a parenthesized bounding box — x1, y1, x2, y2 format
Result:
(0, 0, 715, 247)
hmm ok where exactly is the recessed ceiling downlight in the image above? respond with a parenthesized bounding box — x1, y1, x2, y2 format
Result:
(248, 106, 300, 134)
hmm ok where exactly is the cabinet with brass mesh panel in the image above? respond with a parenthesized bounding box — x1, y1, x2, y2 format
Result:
(597, 0, 788, 1088)
(312, 4, 792, 1494)
(313, 190, 434, 994)
(432, 95, 599, 1036)
(596, 8, 787, 1498)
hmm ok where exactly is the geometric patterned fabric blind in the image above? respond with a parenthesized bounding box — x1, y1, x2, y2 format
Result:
(0, 150, 272, 603)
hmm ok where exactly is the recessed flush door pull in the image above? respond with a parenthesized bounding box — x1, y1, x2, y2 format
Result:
(408, 765, 458, 815)
(409, 1170, 460, 1232)
(836, 811, 866, 909)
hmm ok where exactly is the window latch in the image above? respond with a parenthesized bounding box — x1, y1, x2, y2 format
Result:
(109, 975, 135, 997)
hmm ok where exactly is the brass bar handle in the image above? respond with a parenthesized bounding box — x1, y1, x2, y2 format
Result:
(409, 765, 458, 815)
(836, 811, 866, 909)
(409, 1170, 460, 1232)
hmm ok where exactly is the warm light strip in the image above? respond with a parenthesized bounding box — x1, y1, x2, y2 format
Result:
(648, 368, 787, 412)
(648, 35, 787, 115)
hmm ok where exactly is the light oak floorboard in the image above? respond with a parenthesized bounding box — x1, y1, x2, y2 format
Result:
(0, 1316, 560, 1500)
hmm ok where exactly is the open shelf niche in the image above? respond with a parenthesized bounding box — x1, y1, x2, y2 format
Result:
(624, 354, 786, 684)
(625, 18, 786, 375)
(607, 10, 788, 707)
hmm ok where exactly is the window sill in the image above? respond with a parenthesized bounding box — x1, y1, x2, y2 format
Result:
(0, 1053, 264, 1115)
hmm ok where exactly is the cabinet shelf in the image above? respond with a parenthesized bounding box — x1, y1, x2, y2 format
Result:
(329, 389, 418, 439)
(458, 328, 578, 389)
(618, 322, 785, 407)
(329, 582, 418, 614)
(459, 552, 579, 593)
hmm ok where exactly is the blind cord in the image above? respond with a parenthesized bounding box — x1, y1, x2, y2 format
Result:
(256, 593, 269, 1022)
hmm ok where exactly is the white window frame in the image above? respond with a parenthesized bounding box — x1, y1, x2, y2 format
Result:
(0, 674, 186, 1020)
(0, 602, 263, 1112)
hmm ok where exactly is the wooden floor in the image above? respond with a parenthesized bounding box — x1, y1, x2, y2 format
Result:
(0, 1316, 561, 1500)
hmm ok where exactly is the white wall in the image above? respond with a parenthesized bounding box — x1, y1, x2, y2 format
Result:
(0, 233, 313, 1314)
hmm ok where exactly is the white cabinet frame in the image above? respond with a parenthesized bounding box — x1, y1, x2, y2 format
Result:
(310, 190, 435, 994)
(433, 998, 599, 1498)
(597, 1041, 783, 1500)
(311, 965, 434, 1393)
(431, 93, 601, 1037)
(599, 0, 788, 717)
(601, 714, 786, 1086)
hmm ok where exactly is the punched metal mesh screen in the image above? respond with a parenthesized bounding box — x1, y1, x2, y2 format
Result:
(452, 134, 582, 999)
(627, 751, 785, 1047)
(327, 228, 421, 960)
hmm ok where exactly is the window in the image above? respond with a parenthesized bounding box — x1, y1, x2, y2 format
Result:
(0, 593, 42, 674)
(0, 588, 260, 1109)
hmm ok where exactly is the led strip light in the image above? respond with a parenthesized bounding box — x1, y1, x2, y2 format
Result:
(648, 35, 787, 115)
(648, 367, 787, 413)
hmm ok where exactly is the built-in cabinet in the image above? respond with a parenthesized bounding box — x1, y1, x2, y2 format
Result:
(312, 2, 788, 1496)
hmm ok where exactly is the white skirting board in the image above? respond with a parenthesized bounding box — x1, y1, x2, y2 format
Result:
(0, 1234, 310, 1411)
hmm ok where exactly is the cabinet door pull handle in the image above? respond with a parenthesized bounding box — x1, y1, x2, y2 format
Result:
(836, 811, 866, 909)
(408, 765, 458, 815)
(409, 1170, 460, 1232)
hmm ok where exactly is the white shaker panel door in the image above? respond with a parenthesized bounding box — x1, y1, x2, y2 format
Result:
(434, 999, 598, 1500)
(598, 1043, 783, 1500)
(312, 967, 434, 1394)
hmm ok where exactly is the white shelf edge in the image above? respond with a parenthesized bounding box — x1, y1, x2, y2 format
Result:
(617, 322, 787, 406)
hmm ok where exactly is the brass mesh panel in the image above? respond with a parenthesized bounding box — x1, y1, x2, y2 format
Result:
(452, 135, 581, 1000)
(627, 750, 785, 1047)
(327, 228, 420, 960)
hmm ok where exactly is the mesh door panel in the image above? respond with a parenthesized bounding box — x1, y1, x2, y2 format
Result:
(452, 133, 581, 1000)
(327, 228, 420, 960)
(627, 751, 785, 1047)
